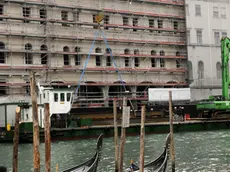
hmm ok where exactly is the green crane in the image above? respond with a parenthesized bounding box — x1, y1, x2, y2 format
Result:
(196, 37, 230, 118)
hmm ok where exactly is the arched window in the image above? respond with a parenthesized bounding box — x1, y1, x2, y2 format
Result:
(176, 60, 180, 68)
(0, 42, 5, 64)
(41, 44, 48, 65)
(188, 61, 193, 80)
(124, 48, 130, 54)
(75, 46, 80, 53)
(160, 50, 165, 56)
(75, 46, 81, 66)
(25, 43, 32, 50)
(63, 46, 70, 65)
(134, 49, 139, 55)
(176, 51, 180, 56)
(216, 62, 221, 79)
(95, 47, 101, 53)
(106, 48, 112, 54)
(25, 43, 32, 64)
(151, 50, 156, 56)
(198, 61, 204, 79)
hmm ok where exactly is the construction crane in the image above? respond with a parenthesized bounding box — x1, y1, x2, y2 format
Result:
(196, 37, 230, 118)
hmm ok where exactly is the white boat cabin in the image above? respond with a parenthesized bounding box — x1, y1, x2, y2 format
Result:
(20, 87, 74, 128)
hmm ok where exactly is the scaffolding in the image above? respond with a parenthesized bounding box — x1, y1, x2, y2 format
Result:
(0, 0, 187, 106)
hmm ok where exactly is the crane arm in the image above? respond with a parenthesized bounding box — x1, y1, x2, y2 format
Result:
(221, 37, 230, 100)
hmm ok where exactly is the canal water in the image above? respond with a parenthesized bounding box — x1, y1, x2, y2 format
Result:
(1, 130, 230, 172)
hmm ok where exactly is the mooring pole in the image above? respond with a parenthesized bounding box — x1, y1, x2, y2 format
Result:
(119, 97, 127, 172)
(44, 103, 51, 172)
(113, 99, 119, 172)
(12, 107, 20, 172)
(139, 105, 146, 172)
(169, 91, 175, 172)
(30, 71, 40, 172)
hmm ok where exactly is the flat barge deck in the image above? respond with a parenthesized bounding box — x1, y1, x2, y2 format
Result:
(1, 118, 230, 143)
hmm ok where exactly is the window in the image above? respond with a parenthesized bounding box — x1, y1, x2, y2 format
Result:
(133, 18, 138, 31)
(41, 44, 48, 65)
(195, 4, 201, 16)
(0, 5, 3, 15)
(54, 93, 58, 102)
(96, 56, 101, 66)
(104, 15, 109, 30)
(61, 11, 68, 26)
(220, 7, 226, 18)
(214, 32, 220, 45)
(134, 49, 139, 55)
(158, 20, 163, 28)
(149, 19, 154, 27)
(149, 19, 154, 32)
(188, 61, 193, 80)
(196, 30, 202, 44)
(75, 46, 81, 66)
(125, 57, 129, 67)
(61, 11, 68, 20)
(160, 58, 165, 67)
(187, 30, 190, 44)
(123, 16, 129, 26)
(60, 93, 65, 101)
(176, 60, 180, 68)
(106, 56, 111, 66)
(25, 43, 32, 64)
(151, 58, 156, 67)
(93, 14, 97, 28)
(176, 51, 180, 56)
(67, 93, 71, 102)
(160, 50, 165, 56)
(198, 61, 204, 79)
(222, 32, 227, 38)
(173, 21, 178, 30)
(63, 46, 70, 65)
(23, 7, 31, 17)
(216, 62, 221, 79)
(0, 42, 5, 64)
(213, 7, 219, 18)
(151, 50, 156, 56)
(185, 4, 189, 16)
(124, 48, 130, 55)
(134, 57, 139, 67)
(40, 9, 47, 19)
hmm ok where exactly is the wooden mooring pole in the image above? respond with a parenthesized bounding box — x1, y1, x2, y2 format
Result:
(44, 103, 51, 172)
(30, 71, 40, 172)
(169, 91, 175, 172)
(113, 99, 119, 172)
(119, 97, 128, 172)
(139, 105, 146, 172)
(12, 107, 20, 172)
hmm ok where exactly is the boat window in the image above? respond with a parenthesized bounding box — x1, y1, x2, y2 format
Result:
(54, 93, 58, 102)
(61, 93, 65, 101)
(67, 93, 71, 102)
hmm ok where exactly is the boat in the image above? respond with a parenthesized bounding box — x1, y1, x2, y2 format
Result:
(126, 133, 171, 172)
(62, 133, 103, 172)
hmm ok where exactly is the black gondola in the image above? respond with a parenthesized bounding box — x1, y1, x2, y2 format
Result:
(126, 133, 171, 172)
(62, 133, 103, 172)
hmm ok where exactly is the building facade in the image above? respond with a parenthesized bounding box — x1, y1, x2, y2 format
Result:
(0, 0, 187, 106)
(186, 0, 230, 100)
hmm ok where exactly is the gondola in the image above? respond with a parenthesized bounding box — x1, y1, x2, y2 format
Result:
(62, 133, 103, 172)
(126, 133, 171, 172)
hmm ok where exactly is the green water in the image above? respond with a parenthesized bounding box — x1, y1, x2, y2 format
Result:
(1, 130, 230, 172)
